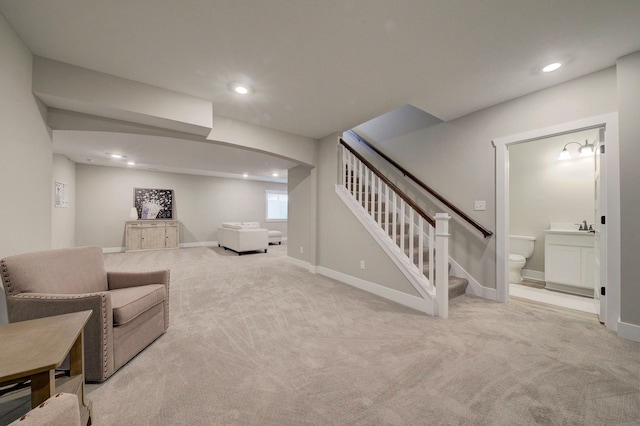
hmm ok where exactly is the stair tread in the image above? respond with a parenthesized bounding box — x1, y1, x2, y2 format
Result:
(447, 275, 468, 300)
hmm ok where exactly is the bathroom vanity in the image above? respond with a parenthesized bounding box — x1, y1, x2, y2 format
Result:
(544, 229, 596, 297)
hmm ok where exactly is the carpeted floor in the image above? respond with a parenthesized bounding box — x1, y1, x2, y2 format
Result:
(81, 245, 639, 425)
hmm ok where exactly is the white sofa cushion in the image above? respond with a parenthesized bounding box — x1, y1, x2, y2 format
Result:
(221, 222, 243, 229)
(221, 221, 261, 230)
(240, 222, 261, 229)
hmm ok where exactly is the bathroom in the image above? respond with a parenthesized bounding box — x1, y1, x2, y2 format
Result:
(508, 128, 601, 313)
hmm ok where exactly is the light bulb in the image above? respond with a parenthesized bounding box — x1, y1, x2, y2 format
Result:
(543, 62, 562, 73)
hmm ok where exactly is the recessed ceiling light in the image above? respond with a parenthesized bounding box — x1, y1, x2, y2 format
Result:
(229, 81, 253, 95)
(272, 173, 279, 177)
(110, 153, 123, 159)
(542, 62, 562, 73)
(127, 161, 135, 166)
(242, 173, 249, 178)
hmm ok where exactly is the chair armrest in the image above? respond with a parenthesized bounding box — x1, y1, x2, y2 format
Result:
(6, 292, 114, 382)
(107, 270, 170, 290)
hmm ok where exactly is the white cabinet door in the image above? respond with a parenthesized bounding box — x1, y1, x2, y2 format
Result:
(545, 244, 581, 286)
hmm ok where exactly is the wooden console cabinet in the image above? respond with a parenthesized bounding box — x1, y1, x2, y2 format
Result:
(125, 220, 179, 251)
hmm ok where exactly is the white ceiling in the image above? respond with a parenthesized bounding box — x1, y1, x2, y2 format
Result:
(53, 131, 294, 183)
(2, 0, 640, 178)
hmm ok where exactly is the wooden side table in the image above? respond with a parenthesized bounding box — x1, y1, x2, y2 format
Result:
(0, 311, 93, 425)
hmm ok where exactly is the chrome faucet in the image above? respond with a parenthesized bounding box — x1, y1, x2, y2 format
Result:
(577, 220, 588, 231)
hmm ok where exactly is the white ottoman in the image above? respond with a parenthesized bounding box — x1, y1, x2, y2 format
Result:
(268, 230, 283, 245)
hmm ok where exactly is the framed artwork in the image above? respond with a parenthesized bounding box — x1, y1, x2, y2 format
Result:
(134, 188, 174, 219)
(54, 180, 69, 208)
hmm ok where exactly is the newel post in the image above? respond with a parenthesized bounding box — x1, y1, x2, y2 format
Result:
(435, 213, 451, 318)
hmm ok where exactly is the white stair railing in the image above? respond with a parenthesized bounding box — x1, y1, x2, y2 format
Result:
(339, 141, 451, 317)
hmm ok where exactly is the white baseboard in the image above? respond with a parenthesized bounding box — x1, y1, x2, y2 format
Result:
(287, 256, 317, 273)
(481, 286, 498, 300)
(180, 241, 217, 248)
(522, 269, 545, 282)
(316, 266, 433, 315)
(103, 241, 219, 253)
(618, 321, 640, 343)
(102, 241, 219, 253)
(103, 247, 124, 253)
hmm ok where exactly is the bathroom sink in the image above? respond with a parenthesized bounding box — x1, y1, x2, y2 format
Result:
(545, 222, 593, 235)
(544, 229, 592, 235)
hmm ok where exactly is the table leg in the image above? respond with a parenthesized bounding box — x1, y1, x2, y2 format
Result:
(70, 329, 92, 425)
(30, 369, 55, 408)
(69, 330, 84, 377)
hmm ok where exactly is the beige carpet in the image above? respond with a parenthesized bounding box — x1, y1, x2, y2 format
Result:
(78, 245, 639, 425)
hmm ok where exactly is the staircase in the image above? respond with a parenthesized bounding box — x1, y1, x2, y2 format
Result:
(337, 140, 468, 317)
(353, 175, 469, 301)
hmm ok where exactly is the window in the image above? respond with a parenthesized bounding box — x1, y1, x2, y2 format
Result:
(266, 190, 287, 221)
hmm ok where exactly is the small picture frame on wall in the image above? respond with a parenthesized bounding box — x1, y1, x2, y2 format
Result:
(134, 188, 174, 219)
(54, 180, 69, 208)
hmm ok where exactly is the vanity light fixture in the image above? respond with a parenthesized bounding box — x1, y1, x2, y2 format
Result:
(542, 62, 562, 73)
(558, 146, 572, 160)
(578, 140, 595, 157)
(558, 140, 595, 160)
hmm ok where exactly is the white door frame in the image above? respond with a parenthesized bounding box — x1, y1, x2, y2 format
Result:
(493, 112, 620, 331)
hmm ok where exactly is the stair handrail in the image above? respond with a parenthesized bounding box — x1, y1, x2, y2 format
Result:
(346, 130, 493, 238)
(340, 139, 435, 227)
(339, 139, 451, 317)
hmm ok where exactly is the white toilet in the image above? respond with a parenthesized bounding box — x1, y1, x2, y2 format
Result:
(509, 235, 536, 284)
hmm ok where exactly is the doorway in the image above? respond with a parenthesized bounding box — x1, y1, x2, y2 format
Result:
(508, 129, 600, 314)
(494, 113, 620, 331)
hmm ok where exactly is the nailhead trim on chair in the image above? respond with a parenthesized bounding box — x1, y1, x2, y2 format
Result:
(166, 270, 170, 329)
(101, 293, 108, 378)
(1, 259, 12, 294)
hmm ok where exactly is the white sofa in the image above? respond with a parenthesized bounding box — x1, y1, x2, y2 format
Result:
(217, 222, 268, 255)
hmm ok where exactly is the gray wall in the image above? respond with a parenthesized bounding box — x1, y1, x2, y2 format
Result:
(75, 164, 287, 249)
(617, 52, 640, 327)
(287, 165, 316, 264)
(509, 129, 597, 274)
(0, 16, 54, 323)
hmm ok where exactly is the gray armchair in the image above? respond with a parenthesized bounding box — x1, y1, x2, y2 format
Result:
(1, 246, 169, 382)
